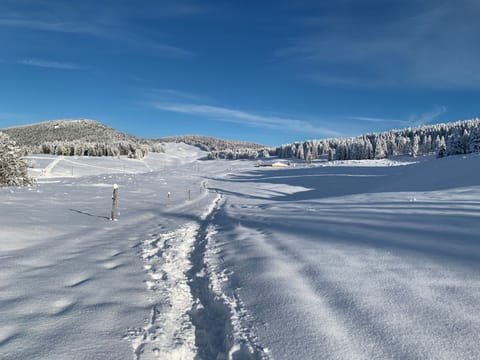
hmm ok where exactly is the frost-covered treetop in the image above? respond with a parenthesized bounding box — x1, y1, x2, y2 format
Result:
(158, 135, 264, 151)
(1, 119, 142, 146)
(271, 118, 480, 161)
(0, 131, 32, 186)
(1, 119, 164, 159)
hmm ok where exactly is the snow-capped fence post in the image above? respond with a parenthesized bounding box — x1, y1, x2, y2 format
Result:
(111, 184, 119, 220)
(167, 191, 171, 206)
(200, 181, 207, 193)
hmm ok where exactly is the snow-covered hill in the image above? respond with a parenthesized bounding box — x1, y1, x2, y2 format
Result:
(1, 119, 163, 158)
(1, 145, 479, 359)
(2, 119, 140, 145)
(159, 134, 265, 151)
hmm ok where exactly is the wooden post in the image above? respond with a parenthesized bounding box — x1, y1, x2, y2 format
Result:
(167, 191, 171, 206)
(111, 184, 119, 220)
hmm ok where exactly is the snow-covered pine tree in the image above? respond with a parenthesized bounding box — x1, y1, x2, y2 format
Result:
(437, 136, 447, 158)
(0, 132, 32, 186)
(297, 145, 304, 160)
(374, 137, 387, 159)
(411, 134, 420, 157)
(306, 149, 313, 164)
(328, 148, 335, 161)
(446, 129, 464, 156)
(469, 127, 480, 153)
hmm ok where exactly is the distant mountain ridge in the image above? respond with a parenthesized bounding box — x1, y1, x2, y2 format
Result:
(1, 119, 269, 159)
(158, 135, 265, 151)
(2, 119, 140, 145)
(273, 118, 480, 162)
(1, 119, 162, 158)
(6, 117, 480, 162)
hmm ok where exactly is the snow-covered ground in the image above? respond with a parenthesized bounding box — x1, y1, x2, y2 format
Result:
(1, 144, 479, 359)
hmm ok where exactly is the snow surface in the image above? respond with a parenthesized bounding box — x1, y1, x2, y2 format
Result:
(1, 144, 480, 359)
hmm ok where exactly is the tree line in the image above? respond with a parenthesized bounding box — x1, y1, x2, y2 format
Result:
(36, 140, 163, 159)
(274, 118, 480, 162)
(159, 135, 264, 152)
(2, 119, 165, 159)
(208, 118, 480, 161)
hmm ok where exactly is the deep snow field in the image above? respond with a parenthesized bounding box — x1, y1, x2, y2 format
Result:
(1, 143, 480, 360)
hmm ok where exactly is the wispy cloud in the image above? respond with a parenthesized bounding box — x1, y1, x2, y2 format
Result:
(154, 103, 340, 136)
(0, 18, 106, 37)
(150, 89, 210, 102)
(0, 1, 199, 56)
(407, 105, 447, 127)
(276, 0, 480, 89)
(350, 116, 408, 124)
(351, 105, 447, 128)
(17, 58, 81, 70)
(309, 74, 386, 88)
(149, 43, 194, 57)
(1, 18, 194, 58)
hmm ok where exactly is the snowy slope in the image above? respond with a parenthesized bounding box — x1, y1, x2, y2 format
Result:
(207, 155, 480, 359)
(1, 145, 480, 360)
(0, 144, 225, 359)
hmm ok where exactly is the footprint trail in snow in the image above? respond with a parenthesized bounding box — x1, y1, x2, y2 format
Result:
(126, 195, 268, 360)
(127, 223, 199, 359)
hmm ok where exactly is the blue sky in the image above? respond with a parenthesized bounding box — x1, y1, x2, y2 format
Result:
(1, 0, 479, 146)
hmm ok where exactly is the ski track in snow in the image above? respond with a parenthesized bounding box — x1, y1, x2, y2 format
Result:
(203, 223, 271, 360)
(188, 195, 269, 360)
(61, 157, 139, 174)
(42, 155, 64, 177)
(127, 194, 269, 360)
(126, 223, 199, 359)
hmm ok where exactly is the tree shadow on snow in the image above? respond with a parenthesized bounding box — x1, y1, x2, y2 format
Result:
(209, 155, 480, 202)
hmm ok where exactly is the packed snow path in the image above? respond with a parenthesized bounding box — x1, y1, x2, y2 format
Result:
(1, 145, 480, 359)
(127, 223, 200, 359)
(125, 194, 268, 360)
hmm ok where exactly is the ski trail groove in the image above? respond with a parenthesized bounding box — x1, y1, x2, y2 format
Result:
(42, 155, 64, 177)
(127, 223, 200, 359)
(187, 195, 270, 360)
(127, 194, 268, 359)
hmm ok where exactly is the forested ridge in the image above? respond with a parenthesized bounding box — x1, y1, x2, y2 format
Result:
(159, 135, 264, 151)
(2, 119, 164, 159)
(3, 118, 480, 164)
(274, 118, 480, 162)
(206, 118, 480, 161)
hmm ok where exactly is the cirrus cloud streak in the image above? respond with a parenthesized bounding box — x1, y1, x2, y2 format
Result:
(154, 103, 340, 137)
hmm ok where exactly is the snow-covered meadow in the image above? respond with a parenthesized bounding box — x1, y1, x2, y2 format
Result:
(1, 143, 479, 359)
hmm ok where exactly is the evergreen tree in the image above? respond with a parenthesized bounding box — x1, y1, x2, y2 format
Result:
(0, 132, 32, 186)
(437, 137, 447, 158)
(469, 127, 480, 153)
(269, 118, 480, 162)
(374, 137, 387, 159)
(411, 134, 420, 157)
